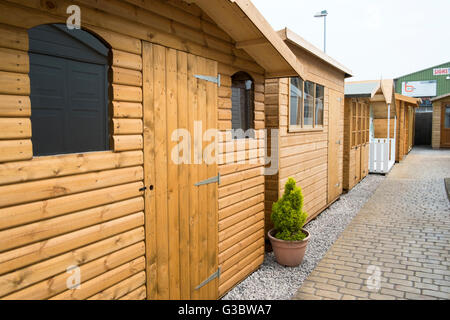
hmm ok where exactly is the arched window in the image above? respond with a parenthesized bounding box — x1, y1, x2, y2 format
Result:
(28, 24, 110, 156)
(231, 72, 254, 138)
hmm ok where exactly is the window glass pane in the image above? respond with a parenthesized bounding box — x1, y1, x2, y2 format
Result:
(315, 84, 324, 126)
(445, 106, 450, 128)
(304, 81, 314, 126)
(289, 77, 303, 126)
(231, 72, 254, 138)
(29, 24, 109, 156)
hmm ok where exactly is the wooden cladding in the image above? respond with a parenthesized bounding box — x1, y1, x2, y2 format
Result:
(0, 25, 31, 163)
(343, 98, 370, 191)
(0, 0, 269, 300)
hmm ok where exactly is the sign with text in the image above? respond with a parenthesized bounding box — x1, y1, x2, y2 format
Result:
(402, 80, 437, 97)
(433, 67, 450, 76)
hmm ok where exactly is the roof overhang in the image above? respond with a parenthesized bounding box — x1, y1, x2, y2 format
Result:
(184, 0, 305, 79)
(278, 28, 353, 78)
(345, 81, 380, 99)
(395, 93, 421, 107)
(431, 93, 450, 102)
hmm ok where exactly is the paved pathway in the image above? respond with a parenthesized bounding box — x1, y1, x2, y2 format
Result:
(293, 147, 450, 300)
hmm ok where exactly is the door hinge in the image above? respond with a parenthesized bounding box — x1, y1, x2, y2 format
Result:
(194, 172, 220, 186)
(195, 267, 221, 290)
(194, 74, 221, 87)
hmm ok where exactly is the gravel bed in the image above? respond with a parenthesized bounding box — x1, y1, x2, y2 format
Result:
(222, 174, 386, 300)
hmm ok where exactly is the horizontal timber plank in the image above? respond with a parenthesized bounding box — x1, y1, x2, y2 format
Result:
(112, 135, 143, 151)
(0, 117, 31, 139)
(119, 285, 146, 300)
(0, 150, 143, 186)
(0, 23, 28, 51)
(0, 212, 144, 276)
(111, 66, 142, 86)
(3, 243, 145, 300)
(112, 84, 143, 102)
(0, 182, 143, 230)
(0, 47, 28, 73)
(88, 271, 145, 300)
(0, 197, 144, 252)
(0, 166, 143, 208)
(111, 49, 142, 71)
(0, 94, 30, 117)
(0, 71, 29, 95)
(49, 256, 145, 300)
(0, 227, 144, 297)
(112, 119, 143, 135)
(0, 139, 32, 163)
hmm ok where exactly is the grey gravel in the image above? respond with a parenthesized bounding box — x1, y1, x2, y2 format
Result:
(222, 174, 386, 300)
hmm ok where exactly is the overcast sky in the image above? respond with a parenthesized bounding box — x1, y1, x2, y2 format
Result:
(252, 0, 450, 81)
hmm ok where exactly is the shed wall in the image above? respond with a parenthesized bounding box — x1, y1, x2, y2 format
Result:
(264, 44, 345, 232)
(0, 0, 266, 300)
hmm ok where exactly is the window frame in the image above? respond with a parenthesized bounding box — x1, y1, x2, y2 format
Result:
(288, 77, 325, 133)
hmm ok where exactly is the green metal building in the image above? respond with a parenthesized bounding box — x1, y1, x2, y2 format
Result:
(394, 61, 450, 146)
(395, 61, 450, 111)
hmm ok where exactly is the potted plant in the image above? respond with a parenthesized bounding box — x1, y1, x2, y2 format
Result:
(268, 178, 310, 267)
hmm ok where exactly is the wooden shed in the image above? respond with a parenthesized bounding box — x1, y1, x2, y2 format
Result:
(431, 93, 450, 149)
(394, 94, 420, 161)
(264, 28, 352, 234)
(345, 80, 397, 174)
(343, 87, 372, 191)
(0, 0, 305, 300)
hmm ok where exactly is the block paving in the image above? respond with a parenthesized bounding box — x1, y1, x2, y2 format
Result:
(293, 147, 450, 300)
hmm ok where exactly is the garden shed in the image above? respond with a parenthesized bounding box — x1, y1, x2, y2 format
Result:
(342, 84, 373, 191)
(0, 0, 304, 300)
(394, 94, 420, 161)
(264, 28, 352, 235)
(431, 93, 450, 148)
(345, 80, 397, 174)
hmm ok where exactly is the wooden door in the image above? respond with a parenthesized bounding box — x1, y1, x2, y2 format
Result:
(441, 104, 450, 147)
(355, 146, 361, 183)
(328, 89, 343, 203)
(142, 42, 219, 300)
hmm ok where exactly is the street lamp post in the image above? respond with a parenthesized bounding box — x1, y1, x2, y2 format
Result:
(314, 10, 328, 53)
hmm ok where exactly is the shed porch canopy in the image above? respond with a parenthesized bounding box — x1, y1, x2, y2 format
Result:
(278, 27, 353, 78)
(185, 0, 305, 79)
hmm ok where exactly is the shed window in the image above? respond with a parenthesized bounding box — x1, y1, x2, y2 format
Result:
(315, 84, 324, 126)
(28, 24, 110, 156)
(231, 72, 254, 138)
(289, 77, 303, 126)
(288, 77, 324, 131)
(445, 105, 450, 129)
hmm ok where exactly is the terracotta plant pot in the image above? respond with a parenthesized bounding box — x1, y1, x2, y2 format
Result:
(268, 228, 310, 267)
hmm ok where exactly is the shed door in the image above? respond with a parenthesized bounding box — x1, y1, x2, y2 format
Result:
(441, 104, 450, 147)
(328, 89, 343, 203)
(142, 43, 218, 300)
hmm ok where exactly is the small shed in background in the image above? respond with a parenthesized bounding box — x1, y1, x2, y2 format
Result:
(345, 80, 397, 175)
(343, 82, 377, 191)
(394, 94, 420, 161)
(431, 93, 450, 148)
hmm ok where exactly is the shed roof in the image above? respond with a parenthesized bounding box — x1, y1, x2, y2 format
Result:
(395, 93, 421, 106)
(278, 28, 353, 78)
(186, 0, 305, 78)
(345, 81, 380, 98)
(431, 93, 450, 102)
